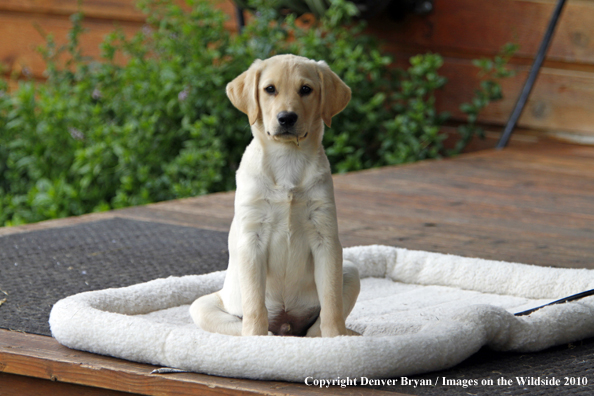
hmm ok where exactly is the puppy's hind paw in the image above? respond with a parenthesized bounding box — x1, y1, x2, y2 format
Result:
(346, 328, 361, 336)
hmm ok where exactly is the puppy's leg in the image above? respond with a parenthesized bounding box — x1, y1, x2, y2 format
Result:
(306, 260, 360, 337)
(190, 292, 243, 336)
(311, 239, 347, 337)
(341, 260, 361, 319)
(236, 232, 270, 336)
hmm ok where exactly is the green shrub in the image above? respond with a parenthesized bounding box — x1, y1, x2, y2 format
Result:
(0, 0, 515, 226)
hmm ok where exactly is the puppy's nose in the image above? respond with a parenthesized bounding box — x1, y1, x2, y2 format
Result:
(277, 111, 298, 128)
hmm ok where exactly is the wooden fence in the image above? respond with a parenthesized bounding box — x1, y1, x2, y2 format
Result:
(2, 0, 593, 143)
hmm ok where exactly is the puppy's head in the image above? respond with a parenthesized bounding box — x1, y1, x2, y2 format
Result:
(226, 55, 351, 146)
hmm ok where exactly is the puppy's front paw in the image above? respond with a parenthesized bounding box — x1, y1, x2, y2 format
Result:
(346, 328, 361, 336)
(241, 318, 269, 336)
(321, 323, 348, 337)
(305, 321, 321, 337)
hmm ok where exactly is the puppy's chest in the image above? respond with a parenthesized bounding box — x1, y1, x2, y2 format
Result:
(266, 184, 310, 227)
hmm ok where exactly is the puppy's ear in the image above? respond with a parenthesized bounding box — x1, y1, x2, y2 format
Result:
(317, 61, 351, 128)
(226, 59, 263, 125)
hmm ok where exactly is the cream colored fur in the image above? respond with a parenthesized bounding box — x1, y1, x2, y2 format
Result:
(189, 54, 360, 337)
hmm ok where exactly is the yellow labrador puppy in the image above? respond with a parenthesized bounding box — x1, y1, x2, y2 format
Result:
(190, 54, 360, 337)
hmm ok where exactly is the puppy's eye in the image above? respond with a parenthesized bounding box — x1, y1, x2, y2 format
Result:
(299, 85, 312, 96)
(265, 85, 276, 94)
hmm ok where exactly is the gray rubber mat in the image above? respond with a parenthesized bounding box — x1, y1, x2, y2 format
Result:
(0, 218, 228, 336)
(367, 340, 594, 395)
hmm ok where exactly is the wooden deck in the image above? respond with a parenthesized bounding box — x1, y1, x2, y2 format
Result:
(1, 136, 593, 395)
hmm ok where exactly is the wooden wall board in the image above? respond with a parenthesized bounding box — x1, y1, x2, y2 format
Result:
(0, 0, 237, 80)
(368, 0, 594, 65)
(0, 0, 145, 22)
(388, 53, 594, 135)
(367, 0, 594, 138)
(452, 61, 594, 134)
(3, 0, 594, 138)
(0, 11, 142, 79)
(0, 0, 238, 22)
(10, 0, 594, 70)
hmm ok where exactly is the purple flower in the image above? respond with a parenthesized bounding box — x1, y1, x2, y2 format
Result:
(178, 86, 190, 101)
(92, 88, 102, 100)
(142, 25, 153, 36)
(68, 127, 85, 141)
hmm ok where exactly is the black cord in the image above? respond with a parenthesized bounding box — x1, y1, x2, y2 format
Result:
(514, 288, 594, 316)
(496, 0, 567, 149)
(235, 6, 245, 32)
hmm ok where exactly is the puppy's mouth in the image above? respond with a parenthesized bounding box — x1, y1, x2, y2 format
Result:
(268, 128, 309, 145)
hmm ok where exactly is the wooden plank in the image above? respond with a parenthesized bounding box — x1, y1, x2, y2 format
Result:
(0, 212, 119, 237)
(335, 185, 594, 237)
(117, 204, 234, 232)
(330, 142, 594, 268)
(5, 0, 594, 138)
(0, 0, 238, 22)
(0, 0, 145, 22)
(335, 197, 594, 268)
(12, 0, 594, 70)
(1, 139, 593, 395)
(486, 66, 594, 135)
(0, 200, 233, 237)
(0, 12, 142, 80)
(369, 0, 594, 65)
(0, 1, 237, 80)
(0, 372, 140, 396)
(368, 0, 594, 138)
(404, 56, 594, 136)
(0, 330, 403, 396)
(335, 155, 594, 204)
(0, 191, 235, 237)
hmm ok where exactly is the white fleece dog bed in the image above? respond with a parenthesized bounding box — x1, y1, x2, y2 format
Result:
(49, 245, 594, 382)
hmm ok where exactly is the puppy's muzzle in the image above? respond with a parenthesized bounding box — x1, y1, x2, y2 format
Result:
(277, 111, 298, 128)
(274, 111, 299, 137)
